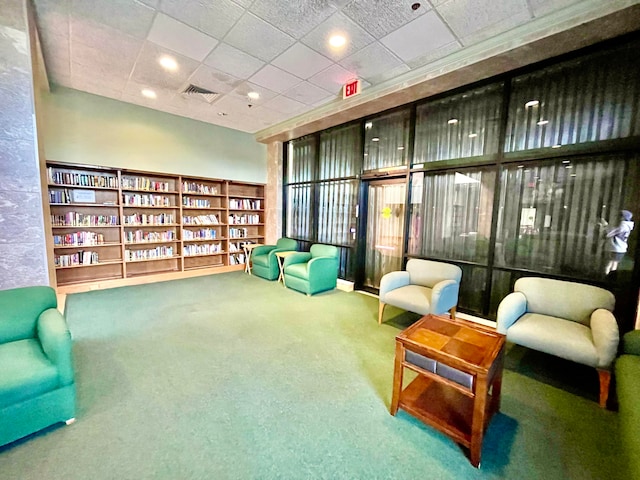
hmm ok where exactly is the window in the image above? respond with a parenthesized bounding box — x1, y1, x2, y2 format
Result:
(414, 84, 503, 164)
(364, 109, 410, 171)
(408, 168, 496, 264)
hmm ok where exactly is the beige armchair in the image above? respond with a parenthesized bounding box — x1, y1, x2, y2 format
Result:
(378, 259, 462, 324)
(497, 277, 619, 407)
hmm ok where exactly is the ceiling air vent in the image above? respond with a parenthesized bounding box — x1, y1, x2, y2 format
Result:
(181, 84, 219, 104)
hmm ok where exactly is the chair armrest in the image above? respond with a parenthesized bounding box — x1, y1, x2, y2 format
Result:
(430, 279, 460, 314)
(621, 330, 640, 356)
(37, 308, 74, 385)
(251, 245, 275, 257)
(308, 256, 338, 278)
(591, 309, 620, 368)
(283, 252, 312, 267)
(496, 292, 527, 334)
(379, 271, 411, 300)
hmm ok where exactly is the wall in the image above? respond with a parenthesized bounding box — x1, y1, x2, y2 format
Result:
(0, 0, 50, 289)
(42, 86, 267, 183)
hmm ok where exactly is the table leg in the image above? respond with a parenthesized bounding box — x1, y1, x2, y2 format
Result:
(277, 256, 286, 286)
(470, 373, 488, 468)
(490, 348, 505, 414)
(243, 248, 251, 274)
(390, 341, 404, 416)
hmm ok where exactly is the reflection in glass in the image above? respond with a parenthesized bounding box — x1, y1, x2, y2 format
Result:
(506, 40, 640, 152)
(286, 184, 312, 241)
(287, 135, 315, 183)
(408, 168, 496, 264)
(364, 181, 406, 289)
(363, 109, 410, 171)
(414, 84, 502, 163)
(496, 155, 638, 279)
(319, 124, 361, 180)
(317, 180, 358, 246)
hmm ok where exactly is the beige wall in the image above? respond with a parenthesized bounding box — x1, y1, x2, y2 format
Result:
(42, 86, 267, 183)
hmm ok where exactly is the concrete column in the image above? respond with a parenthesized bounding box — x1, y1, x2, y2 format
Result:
(265, 141, 283, 244)
(0, 0, 50, 288)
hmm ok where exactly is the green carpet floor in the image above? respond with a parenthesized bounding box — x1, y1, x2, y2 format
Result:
(0, 272, 624, 479)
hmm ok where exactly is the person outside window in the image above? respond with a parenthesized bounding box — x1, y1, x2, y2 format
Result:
(601, 210, 635, 275)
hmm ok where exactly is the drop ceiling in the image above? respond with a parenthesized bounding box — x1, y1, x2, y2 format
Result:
(32, 0, 638, 135)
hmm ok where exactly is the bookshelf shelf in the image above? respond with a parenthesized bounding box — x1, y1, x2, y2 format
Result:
(46, 162, 264, 288)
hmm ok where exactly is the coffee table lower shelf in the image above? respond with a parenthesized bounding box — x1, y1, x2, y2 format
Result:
(398, 375, 499, 451)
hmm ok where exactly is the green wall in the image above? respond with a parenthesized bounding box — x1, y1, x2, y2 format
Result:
(42, 86, 267, 183)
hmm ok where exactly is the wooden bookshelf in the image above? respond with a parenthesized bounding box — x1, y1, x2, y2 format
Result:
(45, 162, 265, 290)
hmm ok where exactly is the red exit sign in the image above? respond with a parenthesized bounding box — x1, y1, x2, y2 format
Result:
(343, 79, 361, 99)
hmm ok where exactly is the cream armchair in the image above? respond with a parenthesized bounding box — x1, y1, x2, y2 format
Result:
(378, 259, 462, 325)
(497, 277, 619, 407)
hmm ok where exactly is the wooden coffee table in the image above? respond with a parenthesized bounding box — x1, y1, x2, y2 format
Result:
(390, 314, 505, 468)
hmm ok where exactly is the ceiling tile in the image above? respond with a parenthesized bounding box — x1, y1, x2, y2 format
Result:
(342, 0, 429, 39)
(250, 0, 337, 38)
(365, 62, 411, 84)
(308, 63, 370, 94)
(188, 65, 243, 95)
(122, 80, 176, 104)
(33, 0, 70, 38)
(71, 17, 142, 53)
(284, 81, 334, 105)
(204, 43, 265, 80)
(40, 32, 70, 79)
(69, 0, 155, 39)
(301, 12, 375, 62)
(247, 105, 289, 127)
(130, 41, 201, 91)
(228, 82, 278, 105)
(528, 0, 582, 17)
(70, 63, 127, 94)
(147, 13, 218, 62)
(210, 94, 257, 116)
(249, 65, 301, 94)
(138, 0, 159, 7)
(436, 0, 532, 45)
(159, 0, 244, 39)
(70, 79, 123, 100)
(263, 95, 307, 115)
(339, 42, 406, 83)
(271, 43, 333, 80)
(224, 13, 295, 62)
(71, 41, 136, 78)
(380, 10, 456, 63)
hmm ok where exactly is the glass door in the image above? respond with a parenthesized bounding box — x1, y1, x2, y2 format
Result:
(363, 179, 407, 290)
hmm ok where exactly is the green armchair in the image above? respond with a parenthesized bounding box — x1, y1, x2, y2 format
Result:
(251, 238, 298, 280)
(0, 286, 76, 447)
(283, 244, 339, 295)
(616, 330, 640, 478)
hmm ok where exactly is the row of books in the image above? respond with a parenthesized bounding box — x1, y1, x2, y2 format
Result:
(51, 213, 119, 227)
(229, 253, 246, 265)
(183, 243, 222, 256)
(229, 199, 261, 210)
(228, 241, 255, 252)
(122, 193, 173, 207)
(183, 214, 219, 225)
(229, 228, 249, 238)
(49, 189, 72, 204)
(122, 213, 175, 225)
(48, 168, 117, 189)
(183, 197, 212, 208)
(124, 230, 176, 243)
(121, 177, 171, 192)
(182, 181, 220, 195)
(55, 250, 100, 267)
(229, 214, 261, 225)
(53, 231, 105, 247)
(183, 228, 218, 240)
(125, 246, 174, 261)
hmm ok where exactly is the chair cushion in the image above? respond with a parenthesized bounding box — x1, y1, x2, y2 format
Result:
(384, 285, 432, 315)
(507, 313, 598, 367)
(0, 339, 59, 409)
(285, 263, 308, 280)
(406, 259, 462, 289)
(251, 253, 270, 268)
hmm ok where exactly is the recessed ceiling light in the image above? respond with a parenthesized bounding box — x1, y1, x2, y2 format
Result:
(448, 118, 459, 125)
(537, 120, 549, 126)
(525, 100, 540, 108)
(329, 35, 346, 48)
(141, 88, 157, 99)
(371, 137, 380, 142)
(159, 56, 178, 71)
(247, 91, 260, 100)
(468, 133, 478, 138)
